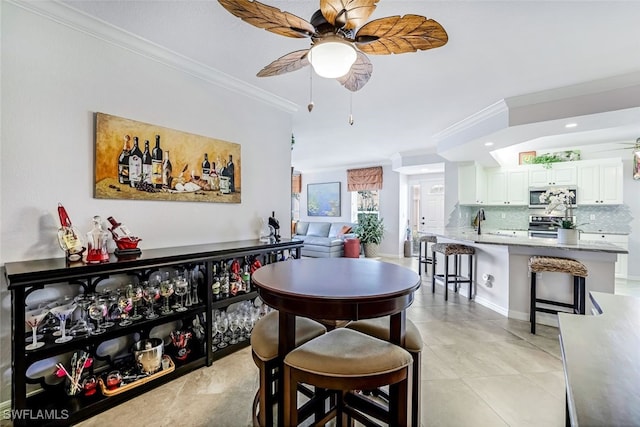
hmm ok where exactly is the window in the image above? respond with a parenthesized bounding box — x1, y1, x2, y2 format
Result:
(351, 190, 379, 223)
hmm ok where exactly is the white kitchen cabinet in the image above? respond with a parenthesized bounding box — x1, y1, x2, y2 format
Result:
(528, 164, 577, 187)
(579, 232, 628, 278)
(577, 159, 623, 205)
(458, 163, 487, 205)
(485, 168, 528, 205)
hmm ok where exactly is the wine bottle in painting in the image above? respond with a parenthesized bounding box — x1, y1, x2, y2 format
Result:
(128, 137, 143, 188)
(202, 154, 210, 178)
(142, 140, 152, 184)
(162, 150, 172, 187)
(118, 135, 130, 185)
(227, 154, 235, 192)
(151, 135, 163, 188)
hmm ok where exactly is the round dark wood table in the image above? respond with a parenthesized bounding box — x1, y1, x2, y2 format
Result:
(251, 257, 421, 426)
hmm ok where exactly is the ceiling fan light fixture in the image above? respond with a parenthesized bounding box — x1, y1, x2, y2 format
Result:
(308, 37, 357, 79)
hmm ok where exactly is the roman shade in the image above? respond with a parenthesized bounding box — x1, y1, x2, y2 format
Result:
(347, 166, 383, 191)
(291, 174, 302, 194)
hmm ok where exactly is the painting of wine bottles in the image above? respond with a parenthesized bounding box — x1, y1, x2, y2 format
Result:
(94, 112, 241, 203)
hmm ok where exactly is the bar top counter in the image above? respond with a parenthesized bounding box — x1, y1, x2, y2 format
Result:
(425, 228, 628, 254)
(422, 228, 625, 321)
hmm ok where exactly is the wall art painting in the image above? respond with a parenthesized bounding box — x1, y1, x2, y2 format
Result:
(307, 182, 341, 217)
(94, 112, 241, 203)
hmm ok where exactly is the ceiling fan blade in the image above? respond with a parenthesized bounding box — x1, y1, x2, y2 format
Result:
(320, 0, 380, 30)
(337, 51, 372, 92)
(257, 50, 310, 77)
(218, 0, 315, 38)
(355, 14, 448, 55)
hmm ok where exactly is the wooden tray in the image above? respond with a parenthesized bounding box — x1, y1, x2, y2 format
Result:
(98, 357, 175, 397)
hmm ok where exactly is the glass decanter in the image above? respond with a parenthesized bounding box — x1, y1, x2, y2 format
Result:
(86, 216, 109, 263)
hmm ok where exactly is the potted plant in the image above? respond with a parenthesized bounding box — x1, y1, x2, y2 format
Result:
(354, 214, 384, 258)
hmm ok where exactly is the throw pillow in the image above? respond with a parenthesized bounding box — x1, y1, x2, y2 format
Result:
(339, 225, 352, 235)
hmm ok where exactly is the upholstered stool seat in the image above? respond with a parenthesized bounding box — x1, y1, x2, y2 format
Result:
(432, 243, 476, 301)
(250, 311, 326, 426)
(284, 328, 413, 426)
(529, 256, 588, 334)
(418, 234, 438, 276)
(345, 317, 424, 427)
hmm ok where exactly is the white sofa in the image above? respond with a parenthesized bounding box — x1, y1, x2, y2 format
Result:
(292, 221, 356, 258)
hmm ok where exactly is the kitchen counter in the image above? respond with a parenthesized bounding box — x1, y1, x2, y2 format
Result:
(558, 292, 640, 426)
(429, 228, 627, 254)
(424, 228, 624, 326)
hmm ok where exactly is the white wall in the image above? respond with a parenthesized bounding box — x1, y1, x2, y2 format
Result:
(0, 2, 293, 407)
(622, 157, 640, 279)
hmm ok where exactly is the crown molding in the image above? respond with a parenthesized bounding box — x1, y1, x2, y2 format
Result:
(432, 99, 509, 143)
(6, 0, 298, 114)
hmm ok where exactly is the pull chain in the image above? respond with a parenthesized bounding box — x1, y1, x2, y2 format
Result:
(348, 92, 354, 125)
(308, 66, 314, 113)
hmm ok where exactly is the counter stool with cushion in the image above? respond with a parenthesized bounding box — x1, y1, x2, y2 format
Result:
(250, 311, 327, 427)
(418, 234, 438, 277)
(284, 328, 413, 427)
(345, 317, 424, 427)
(529, 256, 587, 334)
(431, 243, 476, 301)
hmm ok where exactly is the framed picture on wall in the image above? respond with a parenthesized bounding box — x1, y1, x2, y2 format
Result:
(307, 182, 341, 217)
(94, 112, 241, 203)
(518, 151, 536, 165)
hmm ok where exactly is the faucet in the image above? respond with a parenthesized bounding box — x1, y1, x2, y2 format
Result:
(476, 208, 486, 235)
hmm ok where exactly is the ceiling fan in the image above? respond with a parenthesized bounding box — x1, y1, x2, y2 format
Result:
(592, 138, 640, 153)
(218, 0, 448, 92)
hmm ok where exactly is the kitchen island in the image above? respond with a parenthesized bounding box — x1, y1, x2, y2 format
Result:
(427, 229, 628, 326)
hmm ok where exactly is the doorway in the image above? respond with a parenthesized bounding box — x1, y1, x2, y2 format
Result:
(411, 178, 445, 234)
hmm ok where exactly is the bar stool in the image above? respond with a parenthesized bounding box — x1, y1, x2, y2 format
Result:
(431, 243, 476, 301)
(250, 311, 327, 427)
(529, 256, 587, 334)
(345, 317, 424, 427)
(284, 328, 413, 427)
(418, 234, 437, 276)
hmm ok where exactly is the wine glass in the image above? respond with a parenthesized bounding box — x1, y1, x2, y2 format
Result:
(159, 280, 174, 315)
(174, 276, 188, 312)
(143, 283, 160, 320)
(184, 268, 193, 308)
(190, 267, 200, 305)
(229, 313, 240, 345)
(101, 291, 116, 328)
(70, 294, 94, 336)
(217, 315, 229, 349)
(117, 294, 132, 326)
(127, 284, 143, 321)
(25, 307, 49, 350)
(50, 302, 77, 344)
(88, 299, 106, 335)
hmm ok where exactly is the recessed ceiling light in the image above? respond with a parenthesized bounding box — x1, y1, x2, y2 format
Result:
(565, 123, 578, 128)
(484, 142, 494, 146)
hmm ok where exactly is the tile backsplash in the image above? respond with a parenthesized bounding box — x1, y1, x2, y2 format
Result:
(448, 204, 633, 234)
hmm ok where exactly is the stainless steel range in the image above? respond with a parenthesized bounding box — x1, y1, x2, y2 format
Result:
(528, 215, 576, 238)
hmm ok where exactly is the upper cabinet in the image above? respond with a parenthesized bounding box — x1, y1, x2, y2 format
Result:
(458, 163, 487, 205)
(528, 164, 577, 187)
(577, 159, 623, 205)
(485, 168, 528, 205)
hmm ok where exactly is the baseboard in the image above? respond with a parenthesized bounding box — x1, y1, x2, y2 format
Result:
(473, 295, 509, 317)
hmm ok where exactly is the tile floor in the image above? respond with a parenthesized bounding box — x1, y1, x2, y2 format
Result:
(74, 256, 577, 427)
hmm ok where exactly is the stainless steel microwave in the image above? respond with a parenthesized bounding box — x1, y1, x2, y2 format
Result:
(528, 187, 577, 209)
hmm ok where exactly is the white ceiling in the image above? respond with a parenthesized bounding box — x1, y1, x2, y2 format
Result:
(62, 0, 640, 172)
